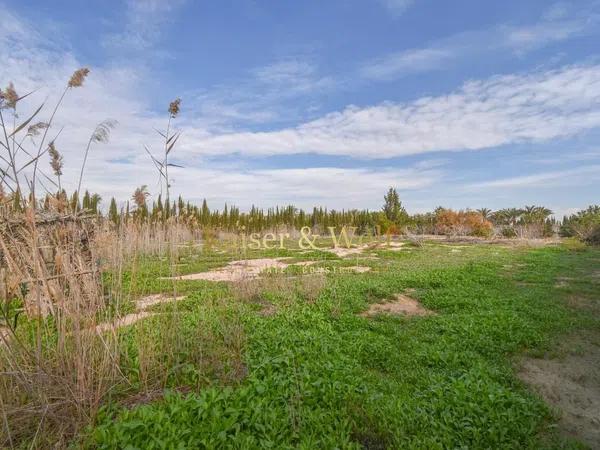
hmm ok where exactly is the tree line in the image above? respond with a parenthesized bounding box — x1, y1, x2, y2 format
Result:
(4, 185, 596, 241)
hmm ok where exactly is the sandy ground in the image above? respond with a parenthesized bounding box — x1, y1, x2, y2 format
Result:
(136, 293, 187, 309)
(350, 266, 371, 273)
(324, 241, 406, 256)
(95, 293, 188, 332)
(95, 312, 155, 332)
(360, 293, 434, 317)
(325, 247, 366, 257)
(163, 258, 324, 282)
(163, 258, 290, 282)
(518, 338, 600, 448)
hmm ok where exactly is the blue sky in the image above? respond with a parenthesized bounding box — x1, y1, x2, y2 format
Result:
(1, 0, 599, 216)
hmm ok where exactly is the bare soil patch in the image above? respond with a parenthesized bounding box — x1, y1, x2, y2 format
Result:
(163, 258, 321, 282)
(94, 294, 188, 332)
(164, 258, 290, 282)
(518, 338, 600, 448)
(293, 261, 318, 267)
(95, 311, 155, 332)
(136, 293, 187, 310)
(360, 293, 434, 317)
(326, 246, 366, 257)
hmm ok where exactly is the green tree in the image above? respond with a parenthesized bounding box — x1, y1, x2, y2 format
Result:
(383, 187, 408, 224)
(476, 208, 492, 220)
(108, 197, 119, 225)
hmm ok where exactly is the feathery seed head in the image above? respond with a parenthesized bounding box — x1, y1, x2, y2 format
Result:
(92, 119, 118, 143)
(2, 83, 18, 109)
(48, 142, 64, 176)
(27, 122, 49, 138)
(168, 98, 181, 117)
(68, 68, 90, 88)
(132, 185, 149, 208)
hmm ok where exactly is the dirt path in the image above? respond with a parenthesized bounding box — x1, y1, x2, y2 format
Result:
(136, 294, 187, 309)
(94, 293, 188, 332)
(161, 258, 289, 282)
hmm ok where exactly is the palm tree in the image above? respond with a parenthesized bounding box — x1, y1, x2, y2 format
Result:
(535, 206, 553, 220)
(523, 205, 553, 224)
(477, 208, 492, 220)
(493, 208, 522, 226)
(522, 205, 538, 224)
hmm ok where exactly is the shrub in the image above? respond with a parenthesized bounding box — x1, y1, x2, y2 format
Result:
(560, 205, 600, 241)
(434, 209, 493, 237)
(585, 224, 600, 246)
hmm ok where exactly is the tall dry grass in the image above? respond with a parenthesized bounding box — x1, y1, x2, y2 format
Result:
(0, 216, 224, 447)
(0, 71, 235, 447)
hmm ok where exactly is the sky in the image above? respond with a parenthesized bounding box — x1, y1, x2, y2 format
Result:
(1, 0, 600, 217)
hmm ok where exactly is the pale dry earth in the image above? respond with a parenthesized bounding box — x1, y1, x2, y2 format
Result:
(360, 293, 434, 317)
(95, 293, 188, 332)
(161, 258, 365, 282)
(519, 339, 600, 448)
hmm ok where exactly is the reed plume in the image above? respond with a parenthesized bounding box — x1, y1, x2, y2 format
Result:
(76, 119, 117, 200)
(1, 82, 18, 109)
(168, 98, 181, 118)
(26, 122, 49, 138)
(133, 185, 149, 209)
(48, 142, 63, 177)
(68, 68, 90, 88)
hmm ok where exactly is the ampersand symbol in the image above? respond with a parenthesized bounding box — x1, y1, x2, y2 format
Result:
(299, 226, 320, 249)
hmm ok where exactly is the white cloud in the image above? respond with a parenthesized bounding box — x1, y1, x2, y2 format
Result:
(103, 0, 186, 52)
(467, 165, 600, 189)
(78, 163, 442, 210)
(504, 19, 591, 55)
(185, 64, 600, 159)
(377, 0, 414, 16)
(187, 58, 334, 128)
(361, 3, 600, 80)
(361, 48, 454, 80)
(253, 60, 316, 85)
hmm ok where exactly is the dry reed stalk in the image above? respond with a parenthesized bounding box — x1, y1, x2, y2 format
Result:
(0, 215, 125, 446)
(0, 73, 222, 448)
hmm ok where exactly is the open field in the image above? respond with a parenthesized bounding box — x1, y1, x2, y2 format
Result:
(1, 65, 599, 449)
(3, 235, 598, 448)
(3, 1, 600, 447)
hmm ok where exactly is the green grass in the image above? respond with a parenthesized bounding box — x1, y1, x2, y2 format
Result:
(84, 242, 600, 449)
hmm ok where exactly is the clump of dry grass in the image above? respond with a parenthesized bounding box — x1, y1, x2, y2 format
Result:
(0, 217, 220, 447)
(0, 71, 218, 448)
(0, 213, 119, 447)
